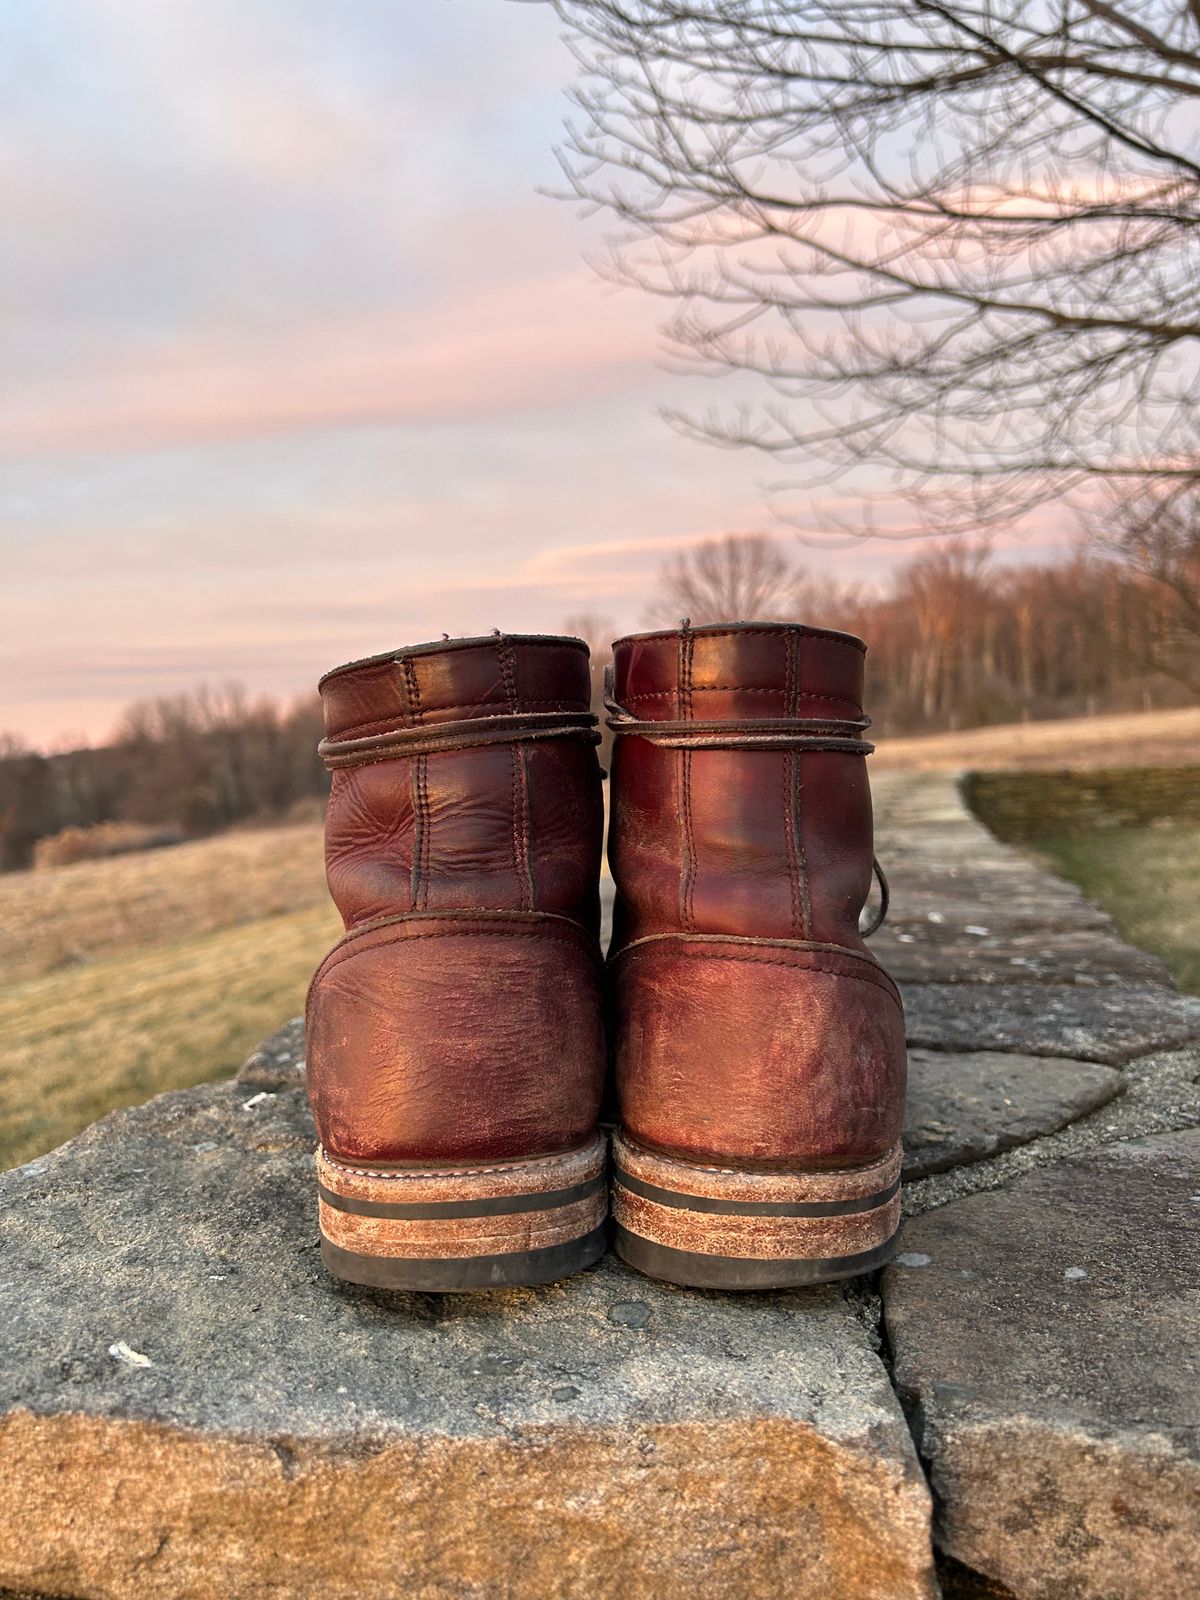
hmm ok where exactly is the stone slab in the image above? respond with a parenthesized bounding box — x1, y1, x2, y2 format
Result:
(877, 885, 1112, 934)
(0, 1083, 936, 1600)
(236, 1014, 306, 1090)
(600, 872, 615, 949)
(902, 1050, 1124, 1179)
(882, 1129, 1200, 1599)
(873, 927, 1170, 987)
(901, 982, 1200, 1064)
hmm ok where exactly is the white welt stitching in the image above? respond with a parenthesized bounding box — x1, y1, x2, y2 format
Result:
(319, 1141, 604, 1182)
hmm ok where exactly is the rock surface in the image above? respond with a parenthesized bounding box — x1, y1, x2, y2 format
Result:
(0, 1082, 936, 1600)
(901, 980, 1200, 1062)
(902, 1050, 1123, 1179)
(871, 773, 1200, 1060)
(876, 923, 1172, 987)
(883, 1129, 1200, 1600)
(235, 1013, 305, 1090)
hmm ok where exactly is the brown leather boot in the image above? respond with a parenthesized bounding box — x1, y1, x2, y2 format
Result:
(307, 634, 608, 1290)
(605, 622, 906, 1288)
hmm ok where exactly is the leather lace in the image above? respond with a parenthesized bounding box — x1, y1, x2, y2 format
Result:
(319, 710, 599, 771)
(604, 709, 875, 755)
(603, 670, 874, 754)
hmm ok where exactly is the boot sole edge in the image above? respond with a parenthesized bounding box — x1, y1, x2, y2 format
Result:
(612, 1225, 896, 1289)
(321, 1223, 609, 1292)
(611, 1132, 902, 1289)
(316, 1135, 608, 1292)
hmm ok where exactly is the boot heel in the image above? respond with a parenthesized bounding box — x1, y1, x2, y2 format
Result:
(317, 1135, 608, 1291)
(611, 1131, 901, 1290)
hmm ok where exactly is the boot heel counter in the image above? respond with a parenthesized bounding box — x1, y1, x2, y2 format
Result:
(614, 936, 906, 1168)
(307, 913, 605, 1164)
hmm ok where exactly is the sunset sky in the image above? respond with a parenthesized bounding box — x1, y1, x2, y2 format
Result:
(2, 1, 1064, 748)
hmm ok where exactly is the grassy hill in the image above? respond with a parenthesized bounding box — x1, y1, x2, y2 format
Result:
(0, 824, 338, 1168)
(875, 705, 1200, 772)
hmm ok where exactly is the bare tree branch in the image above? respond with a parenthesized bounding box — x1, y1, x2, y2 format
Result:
(644, 532, 797, 622)
(550, 1, 1200, 538)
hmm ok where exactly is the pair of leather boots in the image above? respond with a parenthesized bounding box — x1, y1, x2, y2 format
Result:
(307, 623, 906, 1292)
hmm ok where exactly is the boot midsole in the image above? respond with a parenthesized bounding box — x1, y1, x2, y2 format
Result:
(611, 1131, 901, 1282)
(317, 1135, 607, 1267)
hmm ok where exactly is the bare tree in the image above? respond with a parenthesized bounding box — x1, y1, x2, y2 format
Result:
(888, 541, 996, 725)
(0, 737, 49, 872)
(562, 611, 617, 663)
(113, 685, 326, 833)
(562, 611, 618, 758)
(1093, 481, 1200, 690)
(552, 2, 1200, 538)
(646, 533, 797, 623)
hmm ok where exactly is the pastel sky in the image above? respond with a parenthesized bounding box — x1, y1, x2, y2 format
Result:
(2, 0, 1063, 748)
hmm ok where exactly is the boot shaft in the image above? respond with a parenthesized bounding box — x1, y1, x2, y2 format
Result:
(607, 622, 875, 952)
(320, 633, 603, 932)
(605, 620, 905, 1184)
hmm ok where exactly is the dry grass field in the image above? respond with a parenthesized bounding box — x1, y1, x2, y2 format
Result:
(874, 705, 1200, 772)
(1034, 826, 1200, 997)
(964, 759, 1200, 996)
(0, 823, 328, 985)
(0, 825, 339, 1169)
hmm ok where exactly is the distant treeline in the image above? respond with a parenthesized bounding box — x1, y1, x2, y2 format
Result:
(648, 538, 1197, 734)
(0, 689, 327, 871)
(2, 542, 1194, 871)
(839, 545, 1194, 733)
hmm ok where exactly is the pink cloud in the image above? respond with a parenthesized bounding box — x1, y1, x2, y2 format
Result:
(0, 269, 660, 459)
